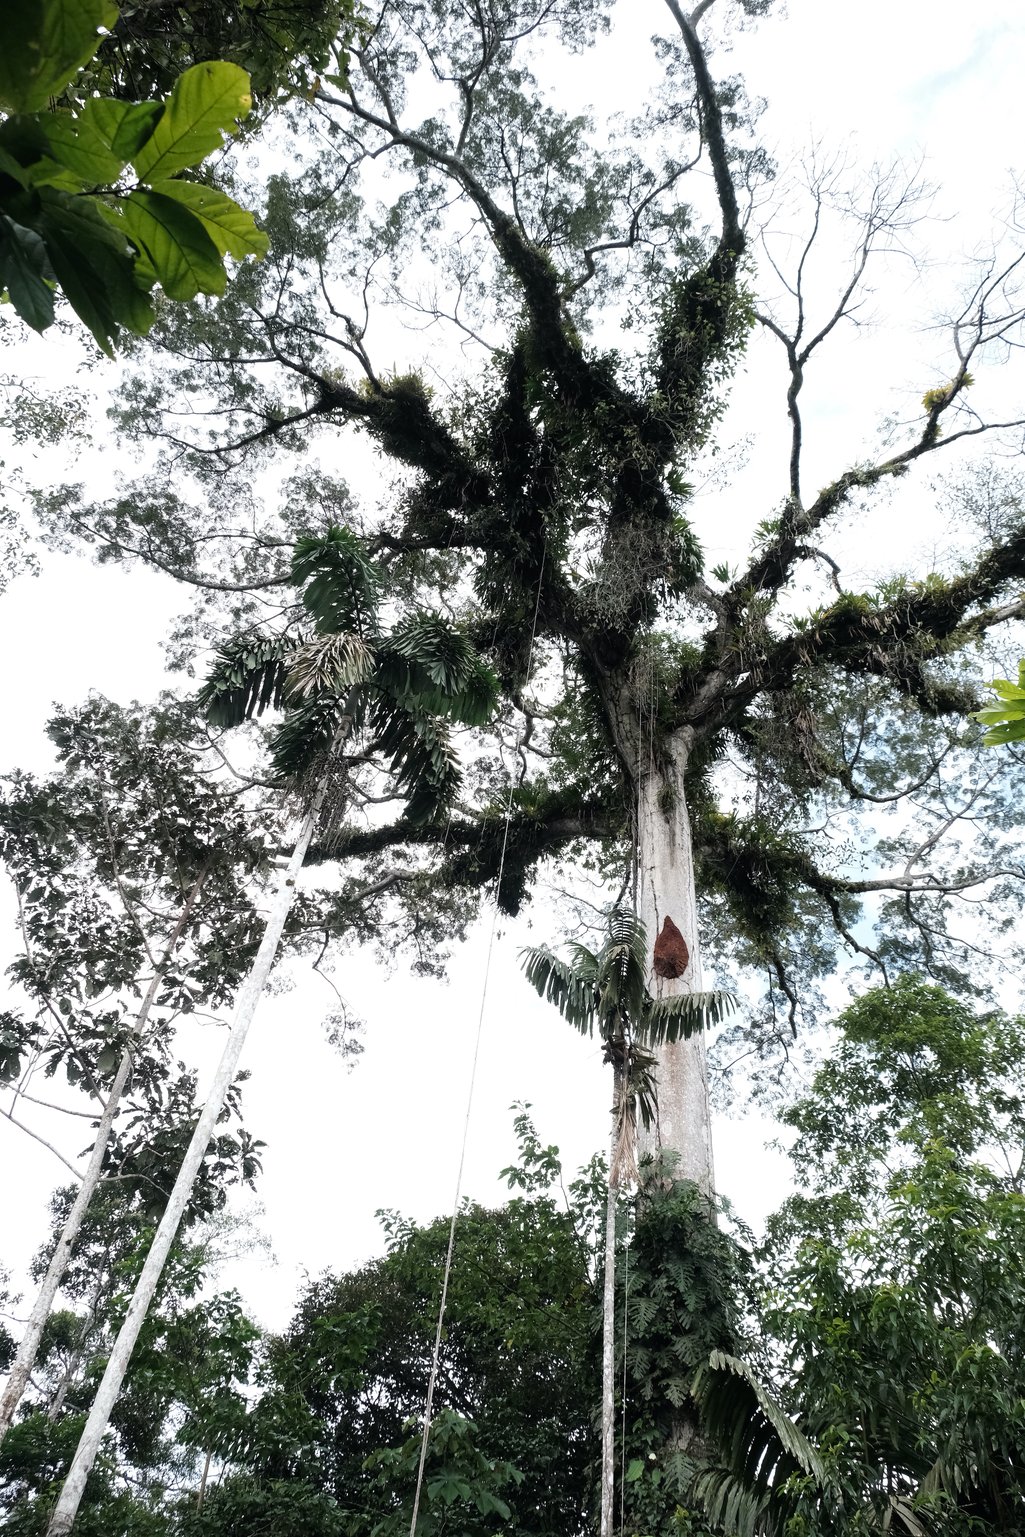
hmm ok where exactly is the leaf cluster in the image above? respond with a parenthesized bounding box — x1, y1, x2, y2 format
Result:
(0, 0, 266, 351)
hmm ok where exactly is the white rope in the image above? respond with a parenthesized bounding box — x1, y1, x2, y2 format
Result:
(408, 548, 547, 1537)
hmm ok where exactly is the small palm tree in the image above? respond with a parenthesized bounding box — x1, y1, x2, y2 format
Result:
(521, 908, 736, 1537)
(47, 527, 497, 1536)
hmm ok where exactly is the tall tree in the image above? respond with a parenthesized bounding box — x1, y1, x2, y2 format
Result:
(50, 0, 1025, 1183)
(760, 979, 1025, 1533)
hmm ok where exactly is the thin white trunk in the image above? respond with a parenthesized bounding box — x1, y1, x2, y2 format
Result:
(46, 799, 322, 1537)
(599, 1080, 621, 1537)
(0, 871, 209, 1445)
(635, 734, 715, 1196)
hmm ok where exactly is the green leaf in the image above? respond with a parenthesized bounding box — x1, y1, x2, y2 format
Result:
(147, 179, 269, 261)
(36, 187, 153, 353)
(40, 109, 124, 185)
(132, 62, 254, 182)
(120, 189, 226, 301)
(84, 98, 164, 161)
(0, 0, 117, 113)
(0, 215, 55, 331)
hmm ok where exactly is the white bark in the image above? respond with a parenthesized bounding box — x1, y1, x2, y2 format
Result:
(0, 872, 209, 1446)
(635, 733, 715, 1196)
(46, 800, 322, 1537)
(599, 1084, 621, 1537)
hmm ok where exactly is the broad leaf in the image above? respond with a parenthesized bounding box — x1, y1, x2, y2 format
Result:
(0, 215, 55, 331)
(40, 109, 124, 184)
(0, 0, 117, 113)
(132, 62, 253, 181)
(120, 189, 226, 301)
(84, 99, 165, 162)
(36, 188, 153, 353)
(148, 179, 269, 261)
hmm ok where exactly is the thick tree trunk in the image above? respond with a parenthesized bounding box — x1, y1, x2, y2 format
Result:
(634, 732, 715, 1196)
(45, 801, 322, 1537)
(0, 870, 209, 1446)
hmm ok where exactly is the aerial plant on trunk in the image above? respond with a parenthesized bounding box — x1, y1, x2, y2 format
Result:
(522, 907, 736, 1537)
(45, 525, 497, 1536)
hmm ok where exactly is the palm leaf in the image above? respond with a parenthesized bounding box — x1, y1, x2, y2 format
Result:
(269, 696, 352, 784)
(291, 526, 382, 640)
(366, 697, 463, 824)
(284, 632, 375, 701)
(198, 633, 294, 728)
(643, 989, 739, 1044)
(691, 1468, 777, 1537)
(376, 612, 498, 724)
(693, 1350, 826, 1499)
(520, 944, 600, 1033)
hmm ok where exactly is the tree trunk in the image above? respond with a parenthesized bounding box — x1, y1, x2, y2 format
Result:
(600, 1070, 622, 1537)
(45, 799, 322, 1537)
(634, 732, 715, 1196)
(0, 869, 209, 1445)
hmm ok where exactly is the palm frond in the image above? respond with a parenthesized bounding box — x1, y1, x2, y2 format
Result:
(367, 699, 463, 824)
(644, 990, 739, 1044)
(377, 613, 498, 724)
(284, 632, 375, 701)
(691, 1468, 777, 1537)
(198, 634, 295, 728)
(291, 526, 382, 640)
(693, 1350, 826, 1495)
(520, 945, 600, 1033)
(269, 697, 351, 784)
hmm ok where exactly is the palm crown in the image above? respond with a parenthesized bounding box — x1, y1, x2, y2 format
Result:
(198, 526, 498, 823)
(522, 907, 736, 1138)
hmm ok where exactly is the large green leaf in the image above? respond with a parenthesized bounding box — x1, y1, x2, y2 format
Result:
(35, 188, 153, 353)
(0, 215, 55, 331)
(292, 526, 383, 640)
(85, 99, 165, 162)
(199, 634, 294, 729)
(40, 109, 125, 185)
(148, 180, 269, 262)
(0, 0, 117, 113)
(131, 62, 253, 181)
(377, 613, 498, 724)
(120, 188, 226, 301)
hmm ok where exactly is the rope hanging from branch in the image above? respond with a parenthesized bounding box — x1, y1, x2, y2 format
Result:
(408, 546, 547, 1537)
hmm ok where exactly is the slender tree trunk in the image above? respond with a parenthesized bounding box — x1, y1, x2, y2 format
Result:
(600, 1067, 623, 1537)
(45, 798, 324, 1537)
(0, 869, 209, 1445)
(634, 732, 714, 1195)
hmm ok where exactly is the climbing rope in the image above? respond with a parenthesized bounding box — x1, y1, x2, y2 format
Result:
(408, 548, 547, 1537)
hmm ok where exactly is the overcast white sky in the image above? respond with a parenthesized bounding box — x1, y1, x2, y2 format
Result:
(2, 0, 1025, 1331)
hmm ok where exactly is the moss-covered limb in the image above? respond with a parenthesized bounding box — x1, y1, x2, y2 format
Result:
(688, 529, 1025, 741)
(307, 784, 618, 915)
(661, 0, 743, 252)
(725, 388, 1025, 624)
